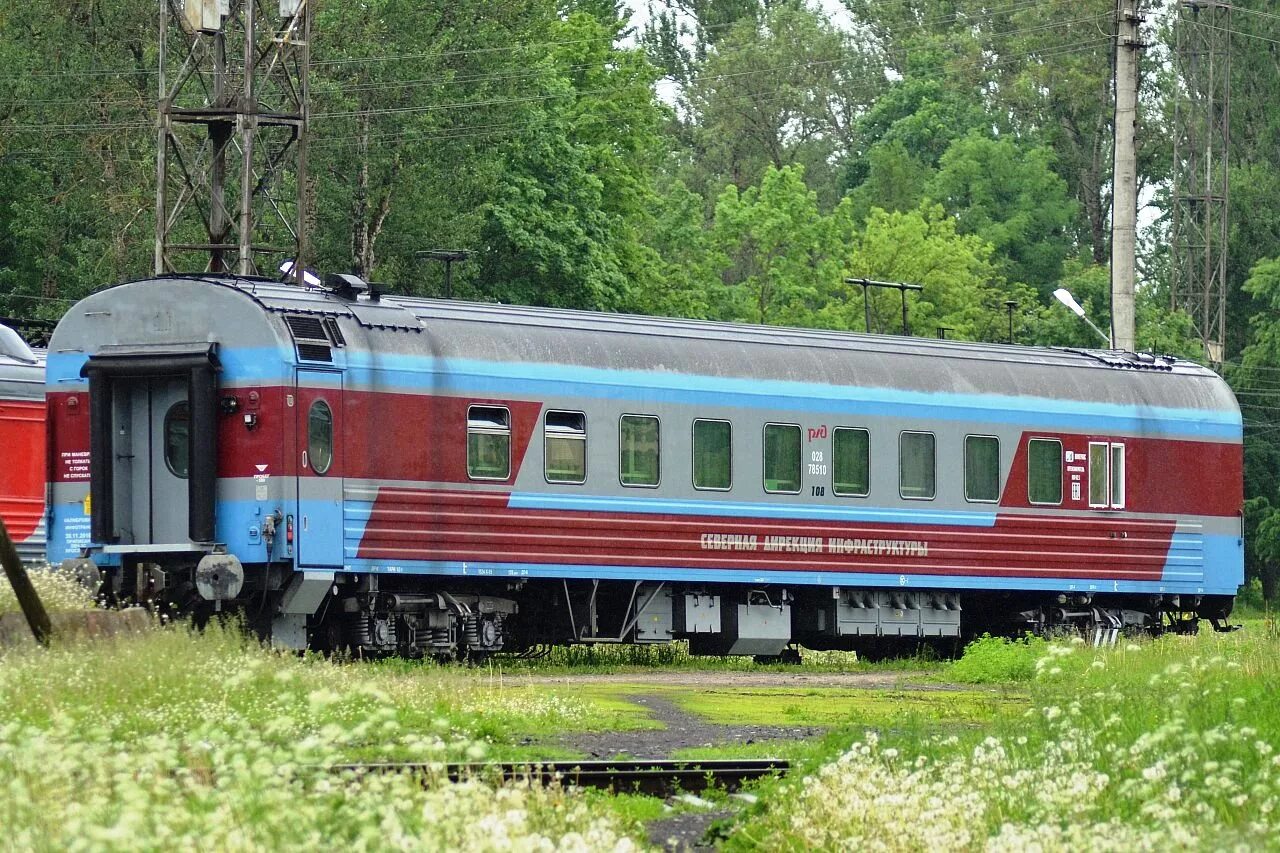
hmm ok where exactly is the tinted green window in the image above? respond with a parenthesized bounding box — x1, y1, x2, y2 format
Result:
(307, 400, 333, 475)
(544, 411, 586, 484)
(833, 428, 869, 497)
(693, 419, 731, 490)
(619, 415, 659, 487)
(965, 435, 999, 502)
(1028, 438, 1063, 504)
(899, 432, 935, 499)
(1088, 443, 1108, 506)
(467, 406, 510, 479)
(164, 401, 190, 479)
(763, 424, 801, 493)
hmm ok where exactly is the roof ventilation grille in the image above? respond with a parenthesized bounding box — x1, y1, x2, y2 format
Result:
(285, 315, 333, 363)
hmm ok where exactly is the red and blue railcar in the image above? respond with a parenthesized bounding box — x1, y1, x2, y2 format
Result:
(46, 276, 1243, 655)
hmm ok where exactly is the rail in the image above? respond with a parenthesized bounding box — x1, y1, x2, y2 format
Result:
(329, 758, 790, 796)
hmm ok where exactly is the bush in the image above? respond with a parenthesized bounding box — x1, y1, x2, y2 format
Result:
(948, 633, 1047, 683)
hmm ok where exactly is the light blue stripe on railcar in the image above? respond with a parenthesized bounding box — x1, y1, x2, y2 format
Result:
(505, 492, 1000, 527)
(46, 347, 295, 386)
(46, 349, 1244, 440)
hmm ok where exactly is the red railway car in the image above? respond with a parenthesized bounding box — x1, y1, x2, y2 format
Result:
(0, 324, 46, 563)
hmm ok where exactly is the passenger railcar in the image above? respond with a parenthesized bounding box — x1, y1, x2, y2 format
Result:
(1, 324, 46, 564)
(46, 275, 1243, 656)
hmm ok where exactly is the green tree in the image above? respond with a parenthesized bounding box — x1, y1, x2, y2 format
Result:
(684, 4, 879, 205)
(710, 163, 840, 325)
(822, 202, 1014, 341)
(926, 133, 1076, 295)
(0, 0, 156, 315)
(842, 140, 934, 223)
(842, 78, 987, 195)
(476, 10, 667, 310)
(309, 0, 555, 285)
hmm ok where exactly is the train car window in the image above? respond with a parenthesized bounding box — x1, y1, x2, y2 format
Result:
(544, 410, 586, 484)
(964, 435, 999, 502)
(307, 400, 334, 475)
(467, 405, 511, 480)
(833, 428, 869, 497)
(693, 419, 732, 490)
(899, 431, 936, 500)
(1110, 443, 1126, 508)
(1027, 438, 1063, 505)
(619, 414, 660, 487)
(1088, 442, 1109, 507)
(763, 423, 802, 493)
(164, 401, 190, 479)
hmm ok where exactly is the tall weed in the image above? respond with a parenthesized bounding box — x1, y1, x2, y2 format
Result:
(948, 633, 1047, 683)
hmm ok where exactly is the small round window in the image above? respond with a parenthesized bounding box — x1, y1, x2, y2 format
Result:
(308, 400, 334, 475)
(164, 401, 190, 479)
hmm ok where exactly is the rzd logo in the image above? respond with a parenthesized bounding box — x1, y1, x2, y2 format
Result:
(807, 425, 828, 442)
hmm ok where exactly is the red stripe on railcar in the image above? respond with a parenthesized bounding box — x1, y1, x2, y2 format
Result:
(356, 488, 1179, 581)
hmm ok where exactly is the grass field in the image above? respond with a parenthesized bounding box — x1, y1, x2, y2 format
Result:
(4, 574, 1278, 850)
(0, 625, 650, 850)
(726, 620, 1280, 851)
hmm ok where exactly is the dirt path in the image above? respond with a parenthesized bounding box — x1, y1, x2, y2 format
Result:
(559, 693, 826, 760)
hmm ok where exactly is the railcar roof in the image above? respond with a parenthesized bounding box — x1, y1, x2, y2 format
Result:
(0, 347, 46, 400)
(77, 276, 1241, 416)
(221, 276, 1202, 368)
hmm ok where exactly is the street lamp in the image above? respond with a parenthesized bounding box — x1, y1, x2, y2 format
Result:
(1052, 288, 1112, 348)
(1003, 299, 1018, 344)
(278, 259, 321, 287)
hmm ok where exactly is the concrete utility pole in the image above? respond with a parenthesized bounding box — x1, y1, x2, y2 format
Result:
(155, 0, 312, 278)
(1110, 0, 1144, 353)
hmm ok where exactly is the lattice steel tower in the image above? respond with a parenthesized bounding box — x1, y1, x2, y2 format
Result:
(154, 0, 311, 277)
(1170, 0, 1230, 364)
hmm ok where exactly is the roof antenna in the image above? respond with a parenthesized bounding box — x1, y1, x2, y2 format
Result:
(845, 278, 924, 335)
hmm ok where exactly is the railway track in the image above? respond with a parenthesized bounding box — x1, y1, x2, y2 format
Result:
(331, 758, 790, 796)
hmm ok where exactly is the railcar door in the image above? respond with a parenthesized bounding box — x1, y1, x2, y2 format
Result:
(295, 369, 344, 567)
(147, 379, 192, 544)
(112, 378, 191, 545)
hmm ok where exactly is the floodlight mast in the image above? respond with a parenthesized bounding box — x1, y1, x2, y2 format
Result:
(1053, 288, 1114, 348)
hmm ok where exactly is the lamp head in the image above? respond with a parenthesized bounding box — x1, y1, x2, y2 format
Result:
(1052, 288, 1086, 318)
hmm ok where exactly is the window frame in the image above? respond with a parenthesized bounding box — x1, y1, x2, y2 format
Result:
(466, 404, 512, 482)
(307, 398, 334, 476)
(1110, 443, 1126, 509)
(543, 409, 587, 485)
(832, 426, 871, 498)
(963, 434, 1000, 504)
(762, 422, 803, 495)
(1087, 441, 1109, 508)
(1026, 437, 1063, 506)
(898, 430, 937, 501)
(618, 413, 661, 489)
(163, 400, 191, 480)
(692, 418, 733, 492)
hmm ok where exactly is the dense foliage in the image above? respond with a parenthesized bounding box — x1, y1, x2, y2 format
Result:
(1, 0, 1278, 596)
